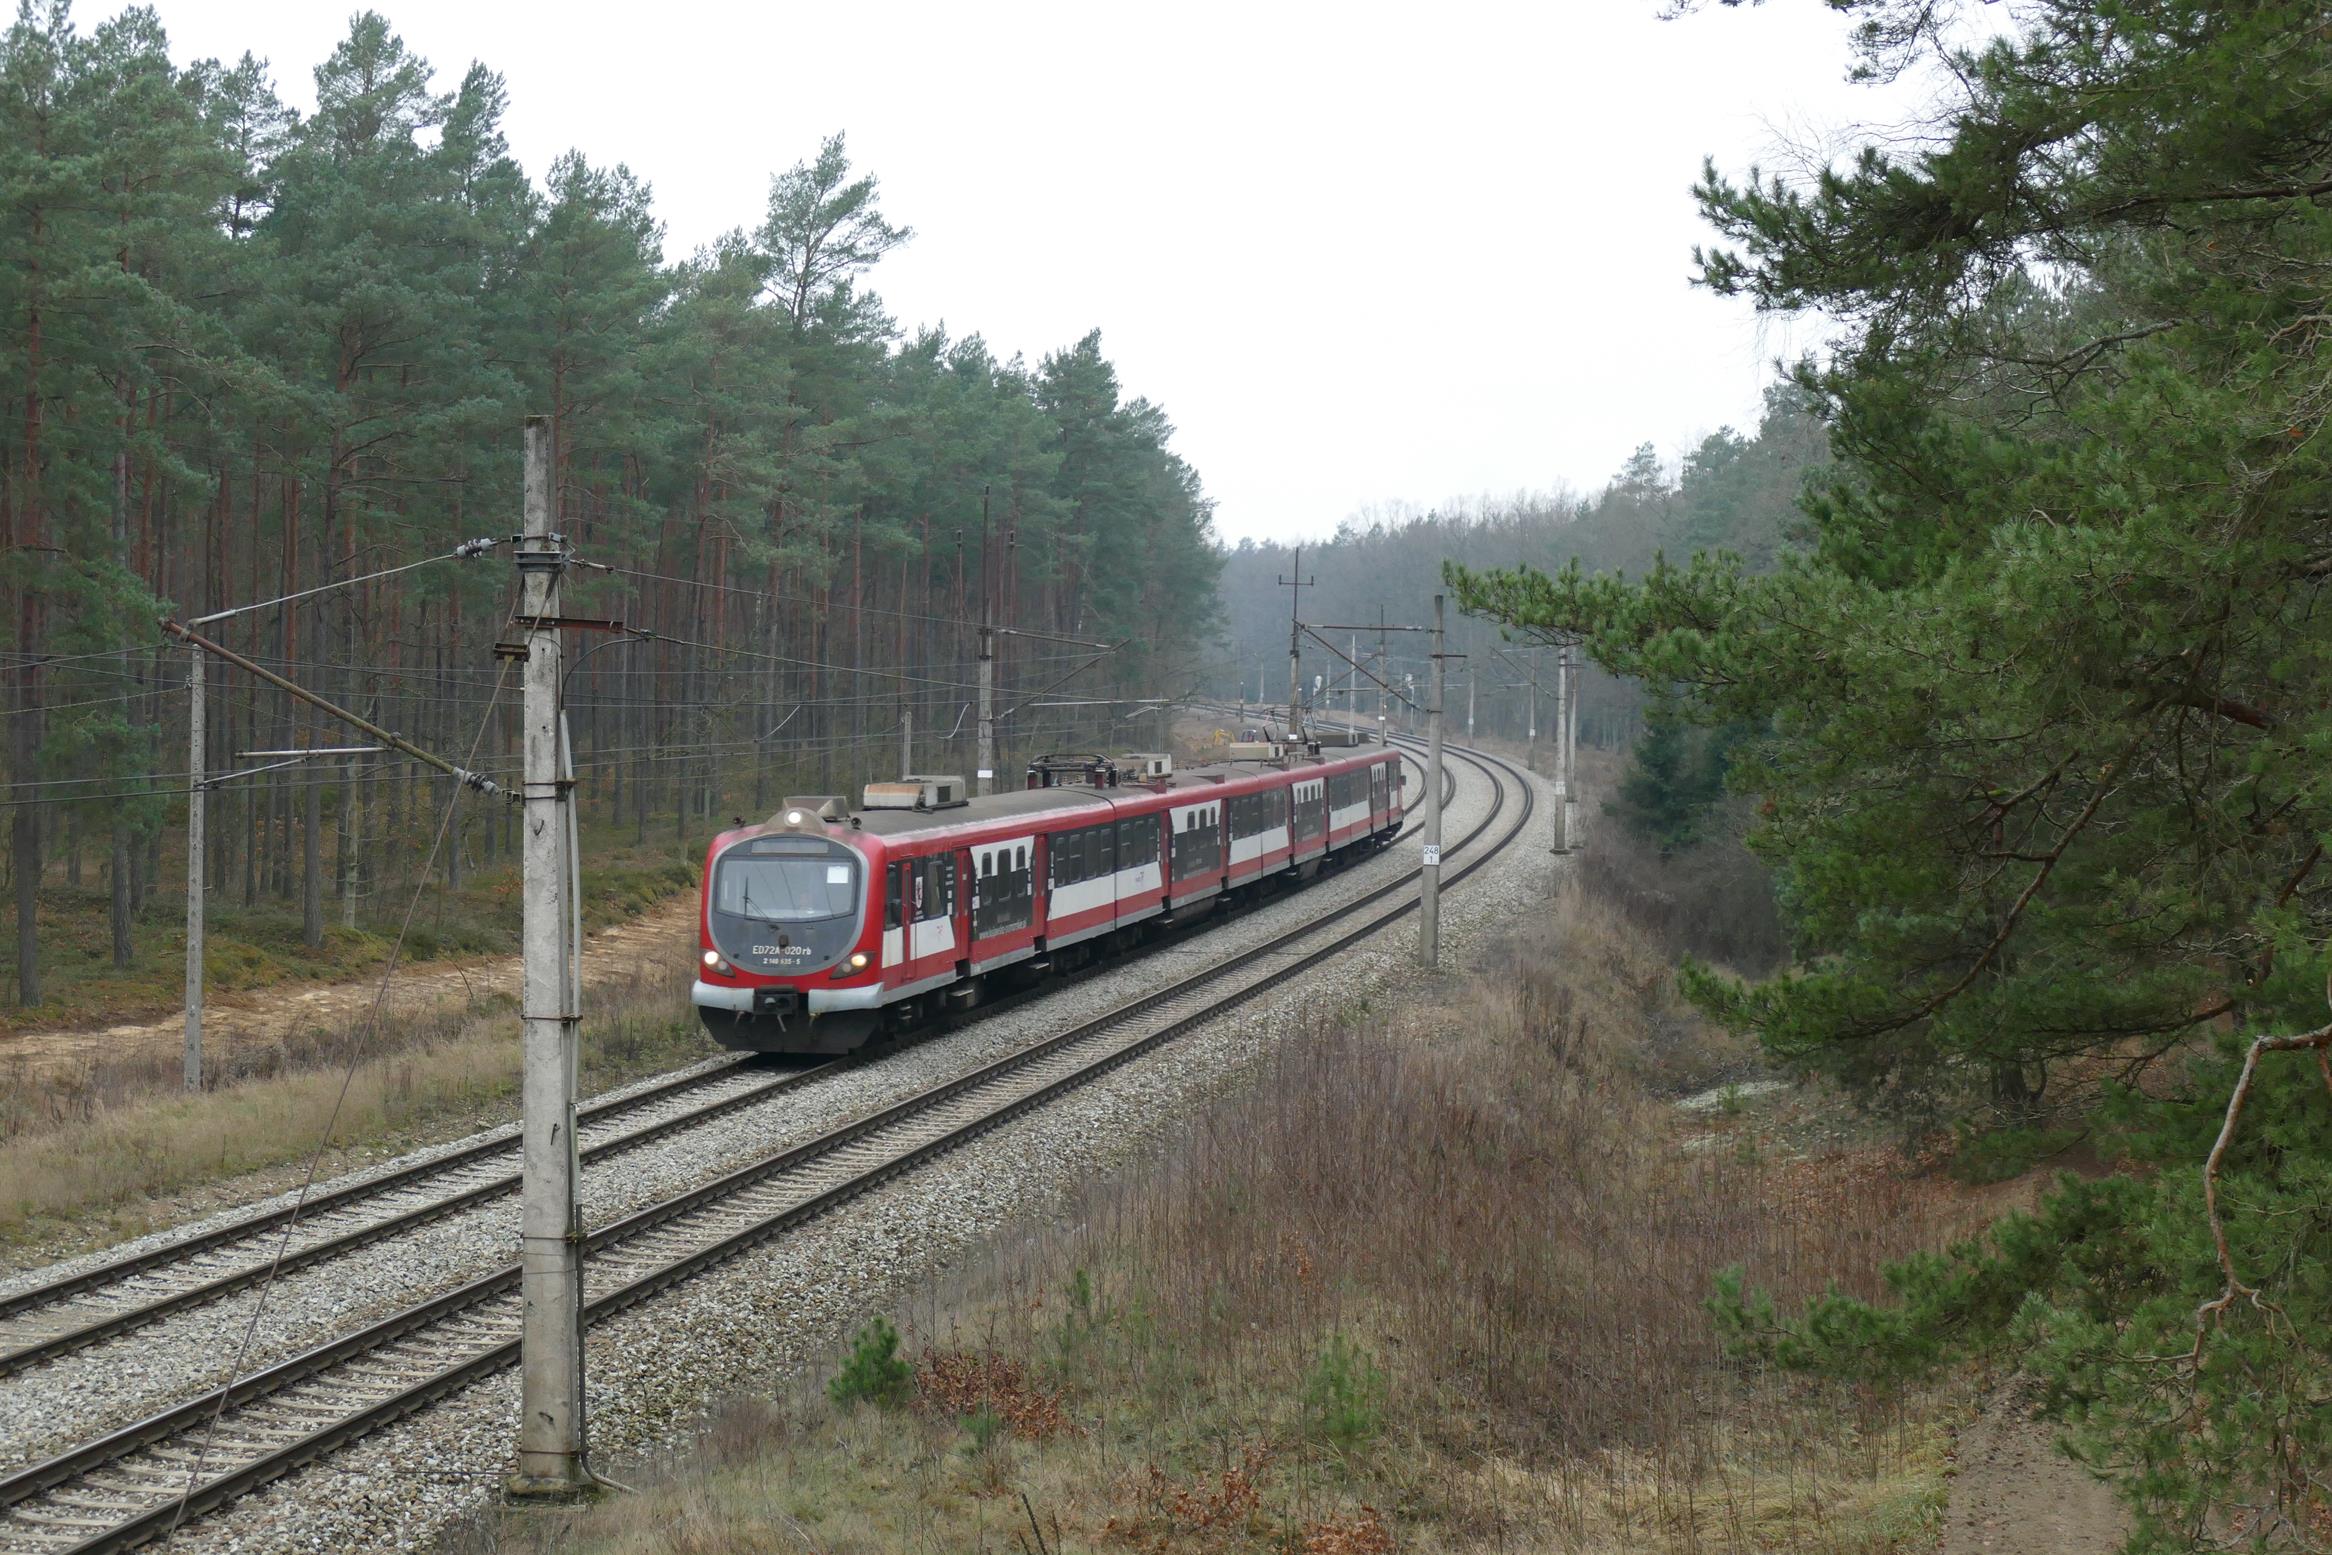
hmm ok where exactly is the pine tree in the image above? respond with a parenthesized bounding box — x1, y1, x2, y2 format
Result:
(1453, 3, 2332, 1540)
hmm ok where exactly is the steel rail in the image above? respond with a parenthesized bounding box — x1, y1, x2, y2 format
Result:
(0, 752, 1444, 1377)
(0, 742, 1526, 1555)
(0, 1055, 761, 1325)
(0, 1059, 843, 1376)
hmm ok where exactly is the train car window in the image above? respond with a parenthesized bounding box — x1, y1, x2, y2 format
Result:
(885, 862, 903, 930)
(1116, 816, 1147, 868)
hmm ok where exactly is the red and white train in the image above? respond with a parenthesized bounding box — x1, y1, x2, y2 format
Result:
(691, 743, 1407, 1053)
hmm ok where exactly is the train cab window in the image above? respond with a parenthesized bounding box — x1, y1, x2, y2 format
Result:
(907, 857, 947, 922)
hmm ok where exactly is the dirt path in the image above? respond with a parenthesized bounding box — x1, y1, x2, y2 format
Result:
(1943, 1387, 2128, 1555)
(1, 895, 700, 1080)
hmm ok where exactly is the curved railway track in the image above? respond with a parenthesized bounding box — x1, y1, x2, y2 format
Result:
(0, 752, 1443, 1384)
(0, 741, 1523, 1555)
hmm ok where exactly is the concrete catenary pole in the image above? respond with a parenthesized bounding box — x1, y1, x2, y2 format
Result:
(900, 707, 913, 781)
(1527, 651, 1540, 746)
(1563, 640, 1581, 850)
(1284, 545, 1305, 745)
(1551, 645, 1569, 850)
(1551, 644, 1574, 853)
(342, 750, 360, 930)
(975, 626, 995, 794)
(182, 645, 204, 1091)
(976, 487, 996, 795)
(1375, 606, 1388, 742)
(509, 415, 591, 1498)
(1419, 594, 1446, 968)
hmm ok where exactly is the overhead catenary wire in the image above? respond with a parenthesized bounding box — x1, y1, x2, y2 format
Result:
(189, 539, 501, 626)
(572, 558, 984, 633)
(3, 536, 1212, 819)
(164, 650, 515, 1547)
(162, 620, 504, 798)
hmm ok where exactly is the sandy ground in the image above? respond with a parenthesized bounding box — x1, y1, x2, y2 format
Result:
(1943, 1387, 2129, 1554)
(0, 895, 699, 1080)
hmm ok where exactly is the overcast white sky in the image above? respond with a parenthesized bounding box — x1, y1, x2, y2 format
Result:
(110, 1, 1936, 544)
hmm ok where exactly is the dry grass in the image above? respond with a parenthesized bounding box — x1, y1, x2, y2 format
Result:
(471, 882, 2017, 1555)
(0, 830, 699, 1037)
(0, 967, 703, 1246)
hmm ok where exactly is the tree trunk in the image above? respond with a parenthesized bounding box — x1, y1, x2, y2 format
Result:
(14, 197, 47, 1007)
(301, 561, 324, 950)
(110, 823, 132, 968)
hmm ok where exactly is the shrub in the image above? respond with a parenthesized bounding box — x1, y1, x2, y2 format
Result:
(1302, 1334, 1386, 1453)
(961, 1407, 1002, 1453)
(826, 1316, 912, 1410)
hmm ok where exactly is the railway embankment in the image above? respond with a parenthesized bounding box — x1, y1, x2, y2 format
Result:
(451, 757, 2055, 1555)
(0, 935, 705, 1267)
(0, 747, 1501, 1552)
(0, 744, 1496, 1551)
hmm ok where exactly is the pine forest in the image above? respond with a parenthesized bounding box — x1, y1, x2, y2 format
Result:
(0, 5, 1221, 1011)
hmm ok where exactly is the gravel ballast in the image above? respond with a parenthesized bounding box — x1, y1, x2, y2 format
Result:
(19, 750, 1557, 1554)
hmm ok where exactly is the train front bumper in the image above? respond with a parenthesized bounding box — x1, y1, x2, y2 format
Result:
(691, 979, 884, 1016)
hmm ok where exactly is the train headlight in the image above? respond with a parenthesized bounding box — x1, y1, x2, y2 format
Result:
(701, 949, 731, 976)
(848, 952, 869, 971)
(785, 809, 805, 826)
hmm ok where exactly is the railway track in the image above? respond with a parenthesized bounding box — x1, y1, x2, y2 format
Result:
(0, 750, 1441, 1385)
(0, 1057, 837, 1378)
(0, 742, 1519, 1554)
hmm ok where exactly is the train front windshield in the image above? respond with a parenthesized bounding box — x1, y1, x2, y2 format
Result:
(708, 837, 863, 971)
(715, 856, 856, 921)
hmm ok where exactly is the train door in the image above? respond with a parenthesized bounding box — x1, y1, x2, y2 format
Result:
(1033, 835, 1049, 936)
(1370, 761, 1389, 829)
(954, 849, 973, 970)
(883, 860, 906, 978)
